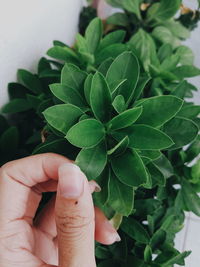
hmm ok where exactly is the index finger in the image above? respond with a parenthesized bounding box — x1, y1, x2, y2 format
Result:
(0, 153, 70, 225)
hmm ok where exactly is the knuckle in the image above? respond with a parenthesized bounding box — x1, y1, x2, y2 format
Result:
(56, 211, 94, 239)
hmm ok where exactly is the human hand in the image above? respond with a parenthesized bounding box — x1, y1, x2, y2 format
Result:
(0, 153, 120, 267)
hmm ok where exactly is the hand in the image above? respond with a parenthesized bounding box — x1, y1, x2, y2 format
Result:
(0, 153, 120, 267)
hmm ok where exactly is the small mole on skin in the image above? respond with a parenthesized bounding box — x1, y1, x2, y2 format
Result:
(75, 201, 78, 205)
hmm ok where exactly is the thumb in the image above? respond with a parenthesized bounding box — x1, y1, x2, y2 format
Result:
(55, 163, 96, 267)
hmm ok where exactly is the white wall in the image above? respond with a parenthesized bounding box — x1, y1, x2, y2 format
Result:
(0, 0, 82, 107)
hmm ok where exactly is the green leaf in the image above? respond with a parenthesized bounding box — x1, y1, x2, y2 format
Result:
(95, 44, 126, 65)
(106, 0, 123, 8)
(61, 63, 87, 90)
(173, 65, 200, 79)
(75, 141, 107, 180)
(90, 72, 112, 122)
(185, 136, 200, 163)
(153, 154, 174, 179)
(0, 126, 19, 161)
(100, 30, 126, 49)
(112, 95, 126, 113)
(112, 125, 174, 150)
(43, 104, 83, 134)
(128, 29, 158, 71)
(182, 178, 200, 216)
(47, 46, 79, 63)
(121, 217, 150, 244)
(8, 83, 27, 99)
(111, 149, 148, 187)
(152, 26, 178, 47)
(2, 98, 32, 114)
(147, 162, 165, 187)
(17, 69, 43, 94)
(175, 46, 194, 65)
(106, 51, 139, 102)
(98, 58, 114, 76)
(158, 43, 173, 63)
(107, 13, 129, 27)
(109, 172, 134, 216)
(84, 74, 93, 105)
(50, 83, 86, 108)
(163, 117, 199, 150)
(164, 20, 190, 39)
(139, 150, 161, 161)
(177, 105, 200, 119)
(191, 159, 200, 184)
(161, 251, 191, 266)
(144, 245, 152, 263)
(85, 17, 103, 54)
(122, 0, 142, 19)
(150, 229, 166, 251)
(38, 57, 51, 75)
(135, 95, 183, 127)
(108, 106, 142, 131)
(131, 75, 150, 102)
(160, 54, 179, 72)
(93, 167, 110, 207)
(147, 0, 181, 21)
(107, 136, 129, 156)
(66, 119, 105, 148)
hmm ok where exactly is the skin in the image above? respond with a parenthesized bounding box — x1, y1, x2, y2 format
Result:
(0, 153, 120, 267)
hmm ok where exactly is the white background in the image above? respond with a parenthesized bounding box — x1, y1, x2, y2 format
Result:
(0, 0, 200, 265)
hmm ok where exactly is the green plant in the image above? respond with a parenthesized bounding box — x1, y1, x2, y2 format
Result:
(1, 0, 200, 266)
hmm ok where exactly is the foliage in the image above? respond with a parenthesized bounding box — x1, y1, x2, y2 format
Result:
(1, 0, 200, 266)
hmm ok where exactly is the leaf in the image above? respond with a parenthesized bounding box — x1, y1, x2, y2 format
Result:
(164, 20, 190, 39)
(100, 30, 126, 49)
(43, 104, 83, 134)
(112, 95, 126, 113)
(107, 13, 129, 27)
(163, 117, 199, 150)
(128, 29, 158, 71)
(182, 178, 200, 216)
(150, 229, 166, 251)
(95, 44, 126, 65)
(191, 159, 200, 183)
(8, 83, 27, 99)
(147, 162, 165, 187)
(61, 63, 87, 91)
(131, 75, 151, 102)
(2, 98, 32, 114)
(144, 245, 152, 263)
(85, 17, 103, 54)
(50, 83, 86, 108)
(112, 125, 174, 150)
(160, 54, 179, 72)
(108, 106, 142, 131)
(139, 150, 161, 161)
(0, 115, 8, 135)
(177, 105, 200, 119)
(32, 138, 71, 156)
(121, 217, 150, 244)
(17, 69, 43, 94)
(153, 154, 174, 179)
(98, 58, 114, 76)
(152, 26, 178, 47)
(158, 43, 173, 63)
(135, 95, 183, 127)
(66, 119, 105, 148)
(122, 0, 142, 19)
(47, 46, 79, 63)
(108, 172, 134, 216)
(111, 149, 148, 187)
(90, 72, 112, 122)
(106, 0, 123, 8)
(161, 251, 191, 266)
(107, 136, 129, 156)
(38, 57, 51, 75)
(93, 167, 110, 207)
(75, 141, 107, 180)
(0, 126, 19, 161)
(147, 0, 181, 21)
(173, 65, 200, 79)
(175, 46, 194, 65)
(106, 51, 139, 102)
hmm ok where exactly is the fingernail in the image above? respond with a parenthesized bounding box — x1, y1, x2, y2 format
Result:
(89, 180, 101, 193)
(104, 220, 121, 243)
(58, 163, 84, 199)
